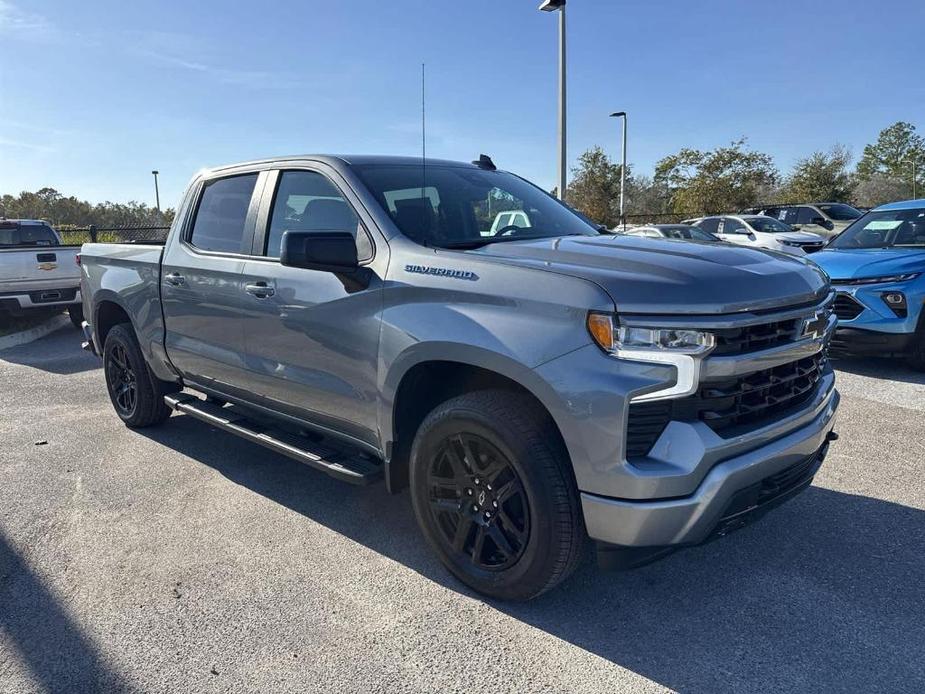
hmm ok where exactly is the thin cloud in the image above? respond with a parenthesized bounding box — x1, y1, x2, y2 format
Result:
(0, 0, 53, 36)
(0, 137, 55, 153)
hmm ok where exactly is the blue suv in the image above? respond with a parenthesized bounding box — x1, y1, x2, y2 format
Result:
(811, 199, 925, 369)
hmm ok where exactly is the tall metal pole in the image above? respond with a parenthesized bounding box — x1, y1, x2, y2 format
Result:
(557, 6, 567, 201)
(913, 160, 917, 199)
(151, 170, 161, 212)
(610, 111, 627, 229)
(620, 114, 627, 226)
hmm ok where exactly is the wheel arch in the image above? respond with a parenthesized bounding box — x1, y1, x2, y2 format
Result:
(382, 345, 572, 494)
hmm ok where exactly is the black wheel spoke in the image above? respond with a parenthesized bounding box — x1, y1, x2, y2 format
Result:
(470, 526, 487, 564)
(495, 478, 522, 504)
(487, 524, 514, 558)
(497, 509, 526, 545)
(430, 497, 461, 514)
(452, 516, 474, 551)
(443, 444, 470, 482)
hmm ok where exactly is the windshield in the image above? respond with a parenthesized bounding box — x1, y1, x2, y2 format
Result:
(829, 207, 925, 249)
(662, 226, 717, 241)
(745, 217, 793, 233)
(353, 165, 599, 248)
(817, 203, 862, 221)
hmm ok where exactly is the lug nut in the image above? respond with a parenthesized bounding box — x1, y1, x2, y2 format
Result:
(486, 484, 492, 491)
(474, 477, 480, 485)
(466, 488, 473, 496)
(472, 505, 479, 512)
(492, 500, 498, 508)
(484, 511, 492, 520)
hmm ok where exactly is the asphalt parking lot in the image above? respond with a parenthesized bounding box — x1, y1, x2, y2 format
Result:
(1, 327, 923, 693)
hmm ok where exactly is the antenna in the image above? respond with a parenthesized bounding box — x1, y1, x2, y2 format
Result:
(421, 62, 426, 201)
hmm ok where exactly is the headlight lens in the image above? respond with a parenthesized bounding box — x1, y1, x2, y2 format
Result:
(587, 314, 715, 355)
(839, 273, 920, 285)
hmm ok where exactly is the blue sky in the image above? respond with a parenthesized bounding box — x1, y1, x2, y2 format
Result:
(2, 0, 923, 209)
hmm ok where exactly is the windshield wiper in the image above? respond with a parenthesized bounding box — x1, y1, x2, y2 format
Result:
(438, 233, 586, 250)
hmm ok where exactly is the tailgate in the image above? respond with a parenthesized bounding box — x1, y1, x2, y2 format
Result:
(0, 247, 81, 291)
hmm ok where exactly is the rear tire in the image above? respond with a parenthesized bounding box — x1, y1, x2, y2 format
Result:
(409, 390, 584, 601)
(68, 304, 84, 329)
(103, 323, 176, 427)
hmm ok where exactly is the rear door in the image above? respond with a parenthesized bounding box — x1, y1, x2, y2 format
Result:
(239, 166, 386, 444)
(161, 171, 266, 393)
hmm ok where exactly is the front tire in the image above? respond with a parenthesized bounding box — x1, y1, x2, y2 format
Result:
(907, 332, 925, 371)
(409, 390, 584, 600)
(103, 323, 175, 427)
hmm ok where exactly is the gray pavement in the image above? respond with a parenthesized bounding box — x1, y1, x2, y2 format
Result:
(1, 326, 923, 693)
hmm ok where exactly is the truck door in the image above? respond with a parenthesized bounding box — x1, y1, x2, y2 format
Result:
(161, 172, 264, 395)
(240, 167, 385, 446)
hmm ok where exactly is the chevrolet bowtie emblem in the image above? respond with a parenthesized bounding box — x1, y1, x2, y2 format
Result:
(801, 311, 828, 340)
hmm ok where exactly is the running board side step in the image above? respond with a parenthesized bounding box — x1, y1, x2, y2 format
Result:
(164, 393, 382, 485)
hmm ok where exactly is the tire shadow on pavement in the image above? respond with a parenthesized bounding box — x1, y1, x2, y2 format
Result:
(138, 415, 925, 694)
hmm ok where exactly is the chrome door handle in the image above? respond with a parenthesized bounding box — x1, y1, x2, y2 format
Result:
(245, 282, 275, 298)
(164, 273, 185, 286)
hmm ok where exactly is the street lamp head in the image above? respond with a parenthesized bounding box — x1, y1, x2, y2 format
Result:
(610, 111, 626, 118)
(151, 170, 159, 175)
(538, 0, 565, 11)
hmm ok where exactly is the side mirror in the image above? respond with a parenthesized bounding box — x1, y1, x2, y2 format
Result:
(280, 231, 359, 272)
(810, 216, 827, 226)
(791, 224, 802, 231)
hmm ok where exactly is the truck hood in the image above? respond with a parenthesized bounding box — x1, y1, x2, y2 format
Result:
(810, 247, 925, 280)
(472, 235, 829, 314)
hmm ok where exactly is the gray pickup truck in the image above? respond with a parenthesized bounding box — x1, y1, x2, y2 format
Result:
(80, 155, 840, 600)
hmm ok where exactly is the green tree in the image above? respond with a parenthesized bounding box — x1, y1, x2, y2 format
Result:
(565, 146, 623, 227)
(856, 121, 924, 197)
(654, 139, 778, 215)
(783, 145, 854, 202)
(853, 174, 909, 208)
(0, 188, 174, 228)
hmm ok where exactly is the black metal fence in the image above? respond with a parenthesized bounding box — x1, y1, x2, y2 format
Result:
(57, 225, 171, 245)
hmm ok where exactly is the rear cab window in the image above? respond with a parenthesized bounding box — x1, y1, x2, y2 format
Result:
(0, 223, 59, 247)
(189, 174, 259, 253)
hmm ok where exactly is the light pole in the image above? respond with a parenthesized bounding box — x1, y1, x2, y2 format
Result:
(539, 0, 567, 201)
(902, 158, 917, 199)
(610, 111, 627, 229)
(151, 170, 161, 213)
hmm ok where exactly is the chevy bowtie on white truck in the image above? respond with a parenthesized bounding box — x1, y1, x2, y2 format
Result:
(79, 154, 840, 600)
(1, 219, 83, 326)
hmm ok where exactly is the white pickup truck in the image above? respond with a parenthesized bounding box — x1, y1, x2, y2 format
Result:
(0, 219, 83, 326)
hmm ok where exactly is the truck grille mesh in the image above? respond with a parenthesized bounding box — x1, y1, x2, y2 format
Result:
(626, 352, 828, 458)
(711, 318, 800, 355)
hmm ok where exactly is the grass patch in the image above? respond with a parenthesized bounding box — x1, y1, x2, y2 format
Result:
(0, 310, 62, 337)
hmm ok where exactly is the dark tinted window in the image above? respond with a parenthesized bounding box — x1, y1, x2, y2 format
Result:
(817, 203, 862, 221)
(723, 217, 747, 233)
(782, 207, 799, 225)
(0, 223, 58, 246)
(696, 218, 720, 234)
(265, 170, 369, 260)
(796, 206, 819, 224)
(830, 207, 925, 248)
(189, 174, 258, 253)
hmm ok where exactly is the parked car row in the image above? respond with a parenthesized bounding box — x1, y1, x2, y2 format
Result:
(618, 199, 925, 370)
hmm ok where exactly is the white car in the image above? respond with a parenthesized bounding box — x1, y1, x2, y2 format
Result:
(489, 210, 531, 235)
(687, 215, 825, 255)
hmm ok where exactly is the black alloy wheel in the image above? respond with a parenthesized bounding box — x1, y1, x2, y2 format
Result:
(426, 433, 530, 571)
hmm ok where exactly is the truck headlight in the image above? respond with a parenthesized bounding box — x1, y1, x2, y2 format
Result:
(587, 313, 715, 402)
(587, 314, 715, 355)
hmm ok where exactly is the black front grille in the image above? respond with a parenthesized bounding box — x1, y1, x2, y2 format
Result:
(833, 293, 863, 321)
(712, 318, 800, 356)
(677, 352, 827, 434)
(625, 401, 672, 458)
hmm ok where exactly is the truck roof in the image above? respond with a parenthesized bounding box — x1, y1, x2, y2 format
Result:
(209, 154, 484, 174)
(873, 198, 925, 212)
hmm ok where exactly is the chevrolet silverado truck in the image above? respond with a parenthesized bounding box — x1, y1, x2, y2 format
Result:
(1, 219, 83, 326)
(79, 155, 840, 600)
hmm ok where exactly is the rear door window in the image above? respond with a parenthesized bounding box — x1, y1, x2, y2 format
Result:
(697, 218, 720, 234)
(0, 223, 58, 246)
(189, 174, 259, 253)
(796, 206, 818, 224)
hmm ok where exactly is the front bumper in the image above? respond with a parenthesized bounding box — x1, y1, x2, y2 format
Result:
(830, 327, 914, 356)
(581, 386, 839, 552)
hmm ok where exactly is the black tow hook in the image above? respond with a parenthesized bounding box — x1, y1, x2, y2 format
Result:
(826, 431, 839, 442)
